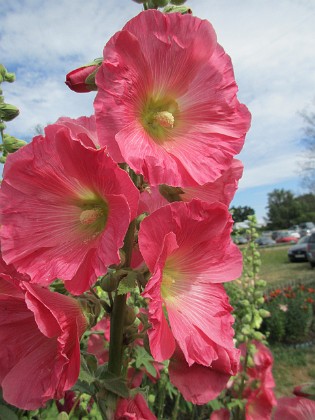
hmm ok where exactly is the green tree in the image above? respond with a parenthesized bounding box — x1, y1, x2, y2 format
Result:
(230, 205, 255, 223)
(266, 189, 301, 229)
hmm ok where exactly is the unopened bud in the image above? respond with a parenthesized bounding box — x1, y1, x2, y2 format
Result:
(3, 134, 27, 153)
(170, 0, 186, 4)
(0, 122, 6, 131)
(0, 155, 7, 164)
(124, 306, 137, 326)
(163, 5, 192, 13)
(100, 272, 120, 292)
(57, 413, 69, 420)
(65, 58, 102, 93)
(0, 103, 19, 121)
(4, 72, 15, 83)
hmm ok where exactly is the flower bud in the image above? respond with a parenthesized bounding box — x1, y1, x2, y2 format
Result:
(163, 4, 192, 13)
(3, 134, 27, 153)
(124, 305, 137, 326)
(0, 103, 20, 121)
(4, 72, 15, 83)
(65, 58, 102, 93)
(100, 272, 119, 292)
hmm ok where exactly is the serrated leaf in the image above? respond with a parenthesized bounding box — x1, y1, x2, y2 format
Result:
(100, 371, 129, 398)
(79, 354, 96, 385)
(134, 346, 157, 378)
(117, 271, 137, 295)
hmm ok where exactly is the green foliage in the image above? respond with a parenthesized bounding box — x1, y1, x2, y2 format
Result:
(229, 205, 255, 223)
(266, 188, 315, 229)
(262, 285, 314, 343)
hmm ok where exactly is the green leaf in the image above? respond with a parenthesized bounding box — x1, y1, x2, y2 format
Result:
(134, 347, 157, 378)
(0, 405, 19, 420)
(99, 371, 129, 398)
(117, 271, 137, 295)
(79, 354, 97, 385)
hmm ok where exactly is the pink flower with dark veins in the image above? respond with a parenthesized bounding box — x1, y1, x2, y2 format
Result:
(138, 200, 241, 378)
(94, 10, 251, 187)
(0, 120, 139, 294)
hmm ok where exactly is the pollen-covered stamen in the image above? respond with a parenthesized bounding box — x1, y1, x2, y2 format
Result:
(80, 207, 104, 225)
(153, 111, 175, 129)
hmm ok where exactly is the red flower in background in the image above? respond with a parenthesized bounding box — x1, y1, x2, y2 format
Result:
(95, 10, 251, 187)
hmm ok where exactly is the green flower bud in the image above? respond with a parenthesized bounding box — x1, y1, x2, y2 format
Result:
(0, 64, 7, 78)
(0, 122, 6, 131)
(0, 103, 19, 121)
(57, 413, 69, 420)
(4, 72, 15, 83)
(100, 272, 119, 292)
(124, 305, 137, 326)
(0, 155, 7, 164)
(3, 134, 27, 153)
(163, 5, 192, 14)
(259, 309, 270, 318)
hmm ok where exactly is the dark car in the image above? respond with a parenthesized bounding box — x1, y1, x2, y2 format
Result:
(288, 235, 310, 262)
(306, 232, 315, 268)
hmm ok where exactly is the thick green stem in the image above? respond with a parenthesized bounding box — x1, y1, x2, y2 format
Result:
(107, 220, 136, 375)
(108, 293, 127, 375)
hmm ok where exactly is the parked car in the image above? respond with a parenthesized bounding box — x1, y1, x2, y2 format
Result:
(299, 222, 315, 237)
(275, 231, 299, 244)
(255, 237, 276, 247)
(306, 232, 315, 268)
(287, 235, 311, 262)
(233, 235, 248, 245)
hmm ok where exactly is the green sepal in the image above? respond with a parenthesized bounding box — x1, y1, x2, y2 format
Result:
(117, 270, 137, 295)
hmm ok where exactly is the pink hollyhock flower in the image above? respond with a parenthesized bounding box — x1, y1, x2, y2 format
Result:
(0, 275, 87, 410)
(239, 341, 277, 420)
(54, 115, 99, 149)
(138, 200, 241, 368)
(273, 397, 315, 419)
(87, 317, 110, 365)
(138, 159, 243, 214)
(0, 122, 139, 294)
(169, 346, 237, 404)
(115, 394, 157, 420)
(210, 408, 230, 420)
(94, 10, 251, 187)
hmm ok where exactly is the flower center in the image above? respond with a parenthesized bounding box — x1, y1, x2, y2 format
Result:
(80, 208, 104, 225)
(141, 96, 179, 142)
(76, 193, 109, 237)
(161, 263, 180, 301)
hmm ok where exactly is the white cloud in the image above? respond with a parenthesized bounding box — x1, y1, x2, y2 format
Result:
(1, 0, 315, 203)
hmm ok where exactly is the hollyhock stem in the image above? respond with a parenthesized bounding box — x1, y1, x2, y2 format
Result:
(108, 220, 136, 376)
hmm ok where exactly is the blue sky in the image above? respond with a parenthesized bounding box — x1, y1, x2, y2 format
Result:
(1, 0, 315, 222)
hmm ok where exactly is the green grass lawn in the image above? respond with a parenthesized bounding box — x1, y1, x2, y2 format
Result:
(258, 244, 315, 286)
(272, 344, 315, 397)
(254, 244, 315, 396)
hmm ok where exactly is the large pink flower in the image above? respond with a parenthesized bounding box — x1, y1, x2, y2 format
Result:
(138, 200, 241, 369)
(273, 396, 315, 420)
(0, 271, 87, 410)
(0, 120, 139, 294)
(94, 10, 251, 187)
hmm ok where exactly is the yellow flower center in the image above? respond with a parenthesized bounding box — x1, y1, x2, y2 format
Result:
(141, 96, 179, 142)
(76, 192, 109, 237)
